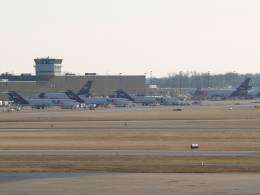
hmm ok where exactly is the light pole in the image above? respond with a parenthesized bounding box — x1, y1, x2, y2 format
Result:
(119, 72, 122, 90)
(150, 71, 153, 85)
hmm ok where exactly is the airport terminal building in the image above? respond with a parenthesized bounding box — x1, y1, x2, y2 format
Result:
(0, 57, 145, 97)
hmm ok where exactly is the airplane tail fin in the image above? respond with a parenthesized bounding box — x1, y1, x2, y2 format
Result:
(114, 89, 135, 101)
(237, 78, 252, 91)
(77, 81, 93, 96)
(65, 90, 85, 103)
(7, 91, 29, 104)
(230, 78, 252, 97)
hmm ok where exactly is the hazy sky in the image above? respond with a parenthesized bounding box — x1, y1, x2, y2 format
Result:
(1, 0, 260, 77)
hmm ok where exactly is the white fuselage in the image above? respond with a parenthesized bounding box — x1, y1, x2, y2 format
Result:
(33, 92, 69, 99)
(130, 95, 159, 105)
(110, 97, 133, 107)
(79, 95, 110, 106)
(24, 97, 77, 108)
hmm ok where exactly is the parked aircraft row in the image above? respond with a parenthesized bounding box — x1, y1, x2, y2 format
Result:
(38, 81, 133, 107)
(6, 81, 93, 109)
(5, 78, 259, 109)
(6, 80, 184, 109)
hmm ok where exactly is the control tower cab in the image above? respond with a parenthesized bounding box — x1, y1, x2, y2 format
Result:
(34, 57, 63, 76)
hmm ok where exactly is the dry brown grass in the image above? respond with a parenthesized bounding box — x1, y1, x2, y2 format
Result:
(0, 131, 260, 150)
(1, 119, 260, 129)
(0, 155, 260, 173)
(0, 107, 260, 150)
(0, 106, 260, 129)
(0, 106, 260, 173)
(0, 107, 260, 122)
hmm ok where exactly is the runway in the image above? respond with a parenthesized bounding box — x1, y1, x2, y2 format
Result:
(0, 128, 260, 132)
(1, 173, 260, 195)
(0, 149, 260, 157)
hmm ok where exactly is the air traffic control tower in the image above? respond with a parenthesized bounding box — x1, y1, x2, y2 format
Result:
(34, 57, 63, 76)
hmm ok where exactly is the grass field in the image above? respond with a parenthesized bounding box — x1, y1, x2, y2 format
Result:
(0, 155, 259, 173)
(0, 131, 260, 150)
(0, 106, 260, 129)
(0, 104, 260, 172)
(1, 119, 260, 129)
(0, 107, 260, 121)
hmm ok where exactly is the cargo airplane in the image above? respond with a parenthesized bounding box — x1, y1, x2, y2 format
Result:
(37, 80, 130, 107)
(114, 90, 161, 105)
(7, 91, 78, 109)
(193, 78, 252, 100)
(34, 81, 107, 107)
(115, 90, 189, 106)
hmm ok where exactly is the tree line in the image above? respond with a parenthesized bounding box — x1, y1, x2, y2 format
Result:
(149, 72, 260, 88)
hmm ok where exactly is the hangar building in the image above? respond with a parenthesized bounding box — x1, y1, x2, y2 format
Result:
(0, 57, 145, 97)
